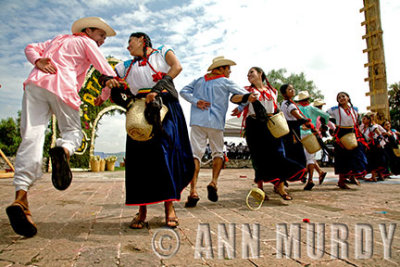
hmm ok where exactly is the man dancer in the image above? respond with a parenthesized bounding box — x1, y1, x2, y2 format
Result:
(180, 56, 256, 207)
(6, 17, 117, 237)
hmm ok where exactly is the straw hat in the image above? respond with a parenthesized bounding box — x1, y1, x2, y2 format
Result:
(312, 98, 326, 107)
(125, 99, 168, 141)
(71, 17, 116, 36)
(365, 111, 377, 117)
(293, 90, 310, 101)
(207, 56, 236, 71)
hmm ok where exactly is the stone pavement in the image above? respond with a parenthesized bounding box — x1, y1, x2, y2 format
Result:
(0, 168, 399, 266)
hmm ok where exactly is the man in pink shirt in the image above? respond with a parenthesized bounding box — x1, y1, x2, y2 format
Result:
(6, 17, 117, 238)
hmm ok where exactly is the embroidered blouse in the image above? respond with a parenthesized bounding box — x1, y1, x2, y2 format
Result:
(115, 45, 173, 95)
(327, 106, 359, 127)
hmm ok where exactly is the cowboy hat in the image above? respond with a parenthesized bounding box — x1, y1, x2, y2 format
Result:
(294, 90, 310, 101)
(207, 56, 236, 71)
(71, 17, 116, 37)
(312, 98, 326, 107)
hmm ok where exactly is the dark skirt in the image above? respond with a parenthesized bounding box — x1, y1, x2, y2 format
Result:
(384, 136, 400, 175)
(366, 143, 389, 176)
(282, 121, 306, 168)
(245, 116, 306, 186)
(334, 128, 367, 177)
(125, 99, 194, 205)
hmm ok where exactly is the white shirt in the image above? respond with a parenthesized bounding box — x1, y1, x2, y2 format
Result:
(115, 45, 172, 95)
(327, 106, 359, 127)
(281, 100, 298, 121)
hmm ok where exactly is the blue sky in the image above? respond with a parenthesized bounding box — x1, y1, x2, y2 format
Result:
(0, 0, 399, 153)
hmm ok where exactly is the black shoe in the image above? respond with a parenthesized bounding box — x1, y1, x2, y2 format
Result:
(304, 182, 315, 191)
(207, 184, 218, 202)
(49, 147, 72, 190)
(184, 196, 200, 208)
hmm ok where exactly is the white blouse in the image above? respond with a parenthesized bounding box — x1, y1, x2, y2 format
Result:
(247, 88, 277, 116)
(281, 100, 298, 121)
(327, 106, 359, 127)
(115, 45, 173, 95)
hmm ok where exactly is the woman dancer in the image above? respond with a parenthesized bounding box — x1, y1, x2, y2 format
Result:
(382, 120, 400, 175)
(96, 32, 194, 228)
(327, 92, 367, 189)
(360, 113, 389, 181)
(241, 68, 307, 200)
(280, 84, 307, 168)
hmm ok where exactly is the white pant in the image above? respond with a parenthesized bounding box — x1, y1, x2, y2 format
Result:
(190, 125, 224, 161)
(304, 148, 316, 165)
(13, 84, 83, 191)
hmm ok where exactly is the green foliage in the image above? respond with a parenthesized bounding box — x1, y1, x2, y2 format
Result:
(0, 117, 21, 156)
(266, 68, 323, 103)
(388, 82, 400, 130)
(105, 155, 117, 162)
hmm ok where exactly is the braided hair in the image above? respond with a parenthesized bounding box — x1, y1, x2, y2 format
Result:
(129, 32, 152, 62)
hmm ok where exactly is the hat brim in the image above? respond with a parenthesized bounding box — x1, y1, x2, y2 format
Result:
(72, 17, 116, 37)
(207, 59, 236, 71)
(293, 95, 310, 101)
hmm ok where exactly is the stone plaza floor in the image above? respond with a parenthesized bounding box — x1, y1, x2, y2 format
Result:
(0, 168, 399, 266)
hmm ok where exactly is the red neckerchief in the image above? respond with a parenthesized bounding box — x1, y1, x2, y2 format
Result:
(239, 85, 278, 133)
(204, 74, 225, 81)
(137, 49, 166, 82)
(73, 32, 89, 37)
(297, 101, 309, 107)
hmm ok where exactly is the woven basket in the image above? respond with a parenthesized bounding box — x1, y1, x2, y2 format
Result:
(393, 145, 400, 157)
(340, 133, 358, 150)
(106, 161, 115, 171)
(100, 159, 106, 171)
(246, 188, 265, 211)
(90, 160, 100, 172)
(267, 112, 290, 138)
(301, 134, 321, 154)
(125, 98, 168, 141)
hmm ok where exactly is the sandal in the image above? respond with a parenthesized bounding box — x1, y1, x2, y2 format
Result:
(207, 183, 218, 202)
(184, 195, 200, 208)
(337, 183, 351, 189)
(165, 206, 179, 228)
(6, 200, 37, 237)
(49, 147, 72, 191)
(274, 182, 293, 200)
(319, 172, 327, 185)
(129, 213, 147, 229)
(166, 217, 179, 228)
(303, 182, 315, 191)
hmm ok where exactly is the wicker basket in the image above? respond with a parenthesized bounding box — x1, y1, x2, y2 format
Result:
(301, 134, 321, 154)
(106, 161, 115, 171)
(90, 160, 100, 172)
(393, 145, 400, 157)
(100, 159, 106, 171)
(125, 98, 168, 141)
(246, 188, 265, 211)
(340, 133, 358, 150)
(267, 112, 290, 138)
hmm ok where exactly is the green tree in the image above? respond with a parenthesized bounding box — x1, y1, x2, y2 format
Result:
(388, 82, 400, 130)
(266, 68, 323, 103)
(0, 117, 21, 156)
